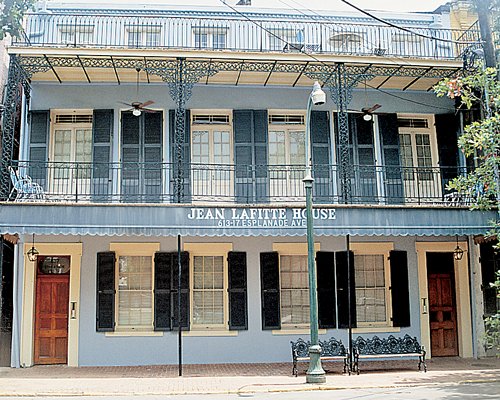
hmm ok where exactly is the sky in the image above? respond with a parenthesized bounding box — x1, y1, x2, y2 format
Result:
(51, 0, 450, 13)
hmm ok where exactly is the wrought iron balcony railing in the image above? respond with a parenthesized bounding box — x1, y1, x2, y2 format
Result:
(13, 12, 480, 60)
(7, 161, 469, 206)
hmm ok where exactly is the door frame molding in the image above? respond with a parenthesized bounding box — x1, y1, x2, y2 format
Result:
(416, 241, 472, 358)
(21, 242, 82, 367)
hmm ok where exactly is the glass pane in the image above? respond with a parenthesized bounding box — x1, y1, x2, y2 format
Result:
(289, 130, 305, 165)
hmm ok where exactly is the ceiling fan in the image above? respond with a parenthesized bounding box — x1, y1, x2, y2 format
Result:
(120, 67, 155, 116)
(361, 103, 382, 121)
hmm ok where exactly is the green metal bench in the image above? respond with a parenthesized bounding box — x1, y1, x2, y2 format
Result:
(291, 337, 349, 376)
(352, 334, 427, 374)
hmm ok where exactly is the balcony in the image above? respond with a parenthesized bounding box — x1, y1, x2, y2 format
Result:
(8, 161, 469, 206)
(13, 12, 480, 61)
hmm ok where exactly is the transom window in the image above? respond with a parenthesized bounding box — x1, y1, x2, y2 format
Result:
(280, 254, 310, 327)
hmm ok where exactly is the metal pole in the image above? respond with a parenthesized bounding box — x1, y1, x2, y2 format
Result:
(346, 234, 353, 372)
(304, 90, 326, 384)
(177, 234, 182, 376)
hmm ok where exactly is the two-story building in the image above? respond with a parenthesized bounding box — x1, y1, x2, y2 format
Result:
(0, 0, 497, 368)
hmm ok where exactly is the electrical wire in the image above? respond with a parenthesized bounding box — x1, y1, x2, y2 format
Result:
(340, 0, 480, 45)
(218, 0, 458, 111)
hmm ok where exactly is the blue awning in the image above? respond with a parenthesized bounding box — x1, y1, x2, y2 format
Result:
(0, 203, 495, 237)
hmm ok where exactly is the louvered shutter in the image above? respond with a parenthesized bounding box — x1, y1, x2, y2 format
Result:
(121, 111, 141, 201)
(96, 252, 115, 332)
(260, 252, 280, 330)
(28, 110, 50, 186)
(336, 250, 356, 329)
(379, 114, 404, 204)
(316, 251, 336, 329)
(144, 111, 163, 202)
(390, 250, 410, 327)
(233, 110, 269, 203)
(311, 111, 332, 203)
(171, 251, 190, 330)
(228, 251, 248, 330)
(169, 109, 191, 202)
(154, 252, 172, 331)
(435, 113, 460, 193)
(92, 109, 113, 201)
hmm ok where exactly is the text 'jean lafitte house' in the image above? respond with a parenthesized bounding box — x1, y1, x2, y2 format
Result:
(0, 0, 498, 368)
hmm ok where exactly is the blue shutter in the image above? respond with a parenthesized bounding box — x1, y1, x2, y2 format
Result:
(379, 114, 404, 204)
(144, 111, 163, 203)
(316, 251, 336, 328)
(96, 252, 115, 332)
(28, 110, 50, 188)
(435, 113, 459, 196)
(154, 252, 172, 331)
(336, 250, 356, 329)
(233, 110, 269, 203)
(92, 110, 113, 201)
(390, 250, 410, 327)
(260, 251, 280, 329)
(228, 251, 248, 330)
(311, 111, 332, 203)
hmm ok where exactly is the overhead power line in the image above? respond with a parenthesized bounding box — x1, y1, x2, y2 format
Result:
(218, 0, 457, 111)
(340, 0, 481, 45)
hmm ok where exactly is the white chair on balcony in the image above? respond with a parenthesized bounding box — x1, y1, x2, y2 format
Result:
(8, 166, 45, 201)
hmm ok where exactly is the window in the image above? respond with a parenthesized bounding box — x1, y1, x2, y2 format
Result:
(117, 256, 152, 327)
(351, 243, 393, 327)
(192, 27, 227, 49)
(280, 254, 309, 326)
(268, 28, 295, 51)
(185, 243, 232, 330)
(268, 112, 306, 200)
(110, 243, 160, 331)
(273, 243, 319, 329)
(191, 111, 233, 201)
(127, 26, 161, 47)
(59, 25, 94, 45)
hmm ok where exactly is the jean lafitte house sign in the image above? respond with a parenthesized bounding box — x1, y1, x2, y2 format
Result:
(187, 207, 336, 227)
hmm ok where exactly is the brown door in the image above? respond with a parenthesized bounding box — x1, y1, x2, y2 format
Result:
(34, 274, 69, 364)
(427, 252, 458, 357)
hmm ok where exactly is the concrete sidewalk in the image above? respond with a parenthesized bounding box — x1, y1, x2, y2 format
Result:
(0, 358, 499, 397)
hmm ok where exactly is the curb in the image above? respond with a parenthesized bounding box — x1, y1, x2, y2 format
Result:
(0, 377, 498, 397)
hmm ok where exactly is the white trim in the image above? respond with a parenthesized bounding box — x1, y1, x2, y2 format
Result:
(105, 331, 163, 337)
(272, 329, 327, 335)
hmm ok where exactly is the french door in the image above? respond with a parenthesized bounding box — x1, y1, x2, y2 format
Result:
(51, 126, 92, 200)
(268, 129, 306, 201)
(191, 127, 233, 201)
(399, 117, 440, 202)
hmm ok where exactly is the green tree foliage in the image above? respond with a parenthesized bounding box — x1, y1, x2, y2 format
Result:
(435, 68, 500, 355)
(0, 0, 36, 40)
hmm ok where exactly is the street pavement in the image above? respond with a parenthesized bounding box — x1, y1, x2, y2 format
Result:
(0, 357, 499, 397)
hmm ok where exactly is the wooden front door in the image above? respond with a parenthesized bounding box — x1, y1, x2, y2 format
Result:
(34, 274, 69, 364)
(427, 252, 458, 357)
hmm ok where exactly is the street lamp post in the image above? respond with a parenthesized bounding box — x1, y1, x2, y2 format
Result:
(304, 81, 326, 384)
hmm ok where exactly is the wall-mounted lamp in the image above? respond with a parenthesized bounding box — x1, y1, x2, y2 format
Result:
(26, 233, 39, 262)
(453, 235, 464, 261)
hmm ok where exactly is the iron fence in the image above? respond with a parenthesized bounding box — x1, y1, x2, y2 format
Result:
(7, 161, 469, 206)
(13, 12, 480, 60)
